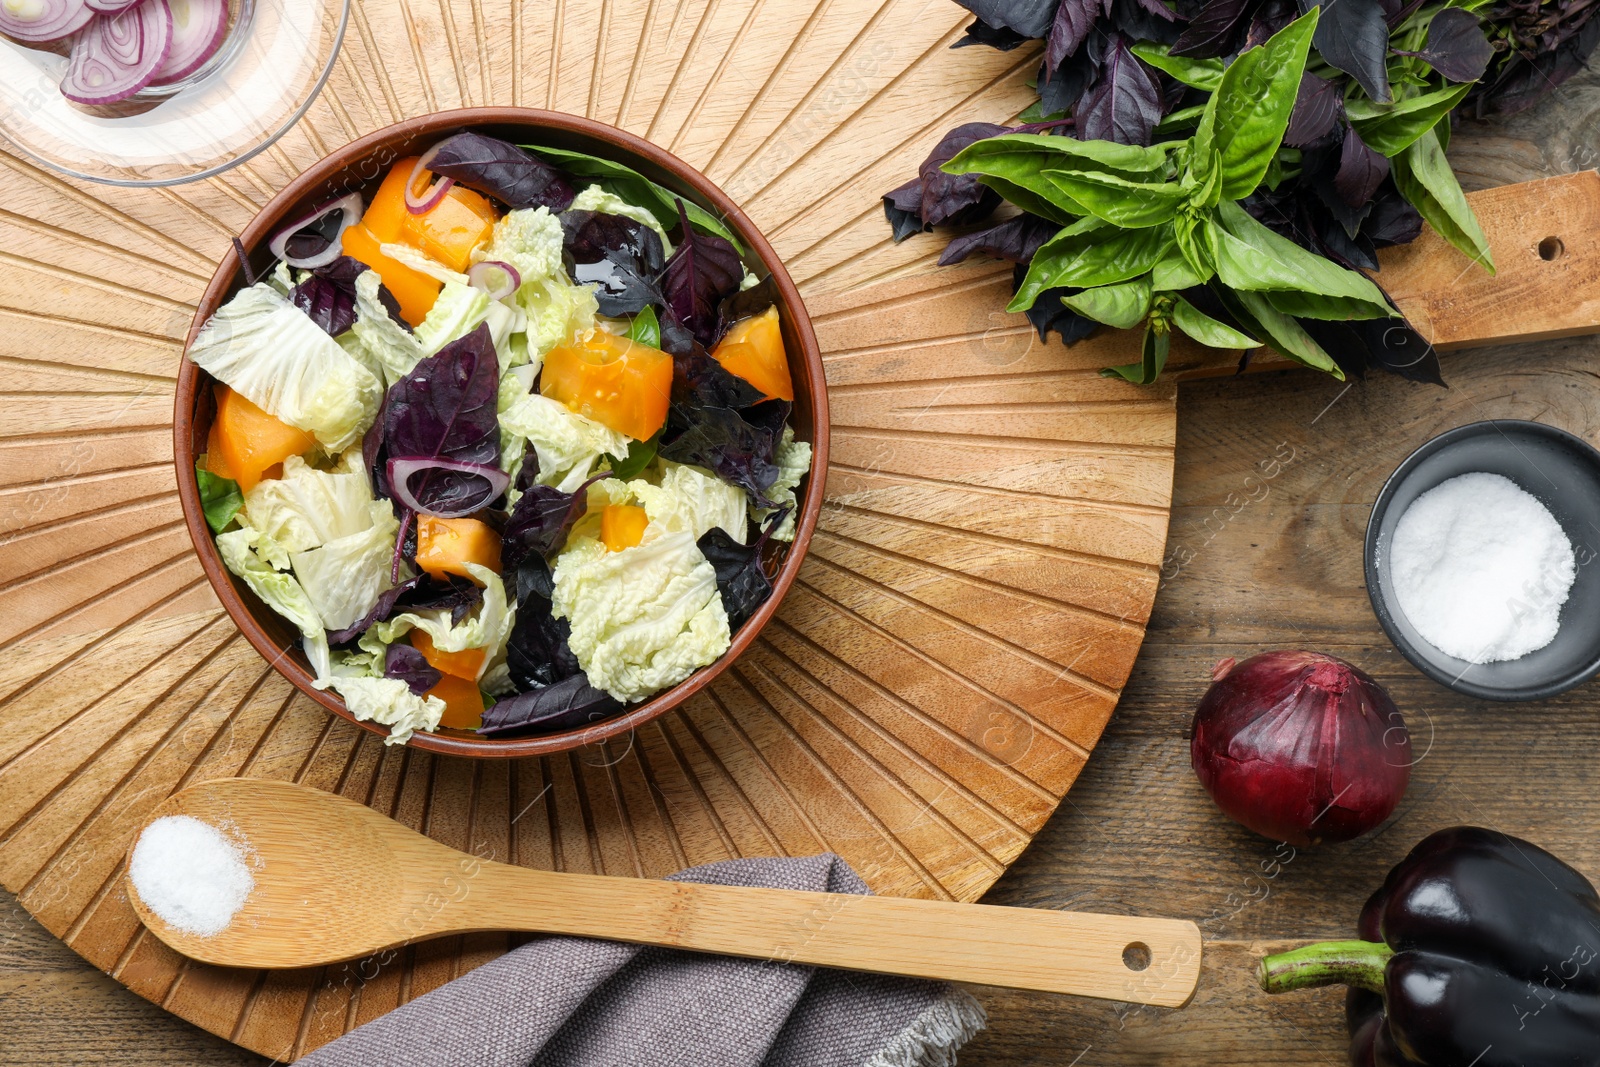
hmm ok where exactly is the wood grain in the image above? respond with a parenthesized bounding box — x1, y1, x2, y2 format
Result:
(4, 2, 1600, 1063)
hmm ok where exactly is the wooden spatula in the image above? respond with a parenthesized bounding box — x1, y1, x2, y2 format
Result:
(124, 778, 1202, 1006)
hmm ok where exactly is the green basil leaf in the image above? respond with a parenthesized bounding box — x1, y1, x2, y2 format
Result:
(608, 429, 662, 480)
(1209, 200, 1391, 313)
(977, 173, 1084, 224)
(1152, 244, 1210, 291)
(1171, 213, 1216, 286)
(1102, 325, 1170, 385)
(1132, 43, 1224, 91)
(1209, 8, 1319, 200)
(1154, 103, 1207, 137)
(1264, 290, 1392, 320)
(1009, 221, 1174, 311)
(196, 461, 244, 534)
(1349, 80, 1473, 157)
(1172, 297, 1260, 349)
(527, 145, 744, 249)
(1042, 168, 1187, 228)
(1391, 125, 1494, 272)
(944, 133, 1174, 180)
(627, 305, 661, 347)
(1062, 276, 1153, 329)
(1233, 290, 1343, 377)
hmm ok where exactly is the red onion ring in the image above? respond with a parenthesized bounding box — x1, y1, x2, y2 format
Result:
(1, 0, 94, 43)
(86, 0, 141, 13)
(150, 0, 228, 85)
(387, 457, 510, 518)
(60, 1, 173, 106)
(467, 260, 521, 301)
(267, 191, 363, 270)
(405, 142, 455, 215)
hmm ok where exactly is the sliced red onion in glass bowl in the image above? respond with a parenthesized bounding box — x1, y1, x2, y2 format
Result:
(387, 457, 511, 518)
(467, 260, 520, 301)
(0, 0, 94, 42)
(149, 0, 227, 84)
(404, 142, 454, 214)
(267, 191, 362, 269)
(60, 0, 174, 106)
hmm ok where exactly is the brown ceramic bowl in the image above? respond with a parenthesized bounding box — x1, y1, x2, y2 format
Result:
(174, 108, 828, 758)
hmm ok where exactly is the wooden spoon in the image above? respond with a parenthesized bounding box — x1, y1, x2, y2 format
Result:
(125, 778, 1202, 1006)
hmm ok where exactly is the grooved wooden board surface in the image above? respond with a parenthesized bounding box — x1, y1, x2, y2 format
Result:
(0, 2, 1174, 1060)
(4, 0, 1599, 1061)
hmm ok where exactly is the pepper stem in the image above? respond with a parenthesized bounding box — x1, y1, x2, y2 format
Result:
(1256, 940, 1393, 995)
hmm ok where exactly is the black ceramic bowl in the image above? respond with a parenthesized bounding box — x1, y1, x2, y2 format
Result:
(1365, 420, 1600, 701)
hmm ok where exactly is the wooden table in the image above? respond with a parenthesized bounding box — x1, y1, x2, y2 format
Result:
(6, 65, 1600, 1067)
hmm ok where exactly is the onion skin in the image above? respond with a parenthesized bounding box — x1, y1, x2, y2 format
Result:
(1190, 651, 1411, 847)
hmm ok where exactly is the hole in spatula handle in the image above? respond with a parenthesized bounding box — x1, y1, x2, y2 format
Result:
(1123, 941, 1152, 971)
(1539, 236, 1565, 261)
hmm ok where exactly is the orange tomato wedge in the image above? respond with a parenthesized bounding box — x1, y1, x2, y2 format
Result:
(205, 384, 317, 492)
(414, 515, 502, 585)
(540, 329, 672, 441)
(426, 672, 485, 730)
(411, 629, 486, 681)
(600, 505, 649, 552)
(401, 186, 497, 273)
(712, 306, 793, 402)
(341, 222, 442, 328)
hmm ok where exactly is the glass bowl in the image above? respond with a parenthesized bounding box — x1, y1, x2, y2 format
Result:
(0, 0, 347, 186)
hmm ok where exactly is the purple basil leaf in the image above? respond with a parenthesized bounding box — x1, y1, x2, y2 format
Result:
(917, 122, 1009, 227)
(505, 557, 582, 690)
(954, 17, 1033, 49)
(1316, 211, 1380, 270)
(501, 473, 607, 575)
(289, 256, 406, 338)
(328, 575, 420, 645)
(1046, 0, 1100, 72)
(1170, 0, 1257, 57)
(1242, 0, 1296, 49)
(1076, 35, 1163, 145)
(476, 674, 624, 737)
(953, 0, 1060, 39)
(1111, 0, 1179, 42)
(382, 323, 502, 515)
(1418, 7, 1493, 83)
(939, 213, 1060, 265)
(403, 574, 485, 626)
(427, 131, 576, 211)
(1013, 264, 1099, 345)
(696, 510, 786, 632)
(1310, 0, 1392, 103)
(1038, 41, 1102, 117)
(660, 199, 745, 347)
(1333, 126, 1390, 208)
(385, 643, 442, 697)
(560, 210, 666, 316)
(660, 400, 789, 508)
(1365, 185, 1424, 246)
(1284, 72, 1344, 148)
(883, 177, 932, 241)
(1299, 316, 1443, 385)
(669, 335, 767, 413)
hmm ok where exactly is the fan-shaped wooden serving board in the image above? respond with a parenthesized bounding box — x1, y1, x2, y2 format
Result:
(1, 0, 1597, 1059)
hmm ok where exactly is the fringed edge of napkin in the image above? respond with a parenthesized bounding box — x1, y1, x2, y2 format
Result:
(861, 987, 987, 1067)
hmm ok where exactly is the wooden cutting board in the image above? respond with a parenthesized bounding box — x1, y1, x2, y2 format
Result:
(1, 0, 1597, 1059)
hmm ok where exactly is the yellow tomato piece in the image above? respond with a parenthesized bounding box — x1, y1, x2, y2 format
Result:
(712, 306, 793, 402)
(341, 222, 442, 327)
(414, 515, 502, 585)
(360, 156, 419, 243)
(411, 629, 486, 681)
(400, 186, 498, 273)
(206, 384, 317, 492)
(427, 671, 485, 730)
(540, 330, 672, 441)
(600, 505, 649, 552)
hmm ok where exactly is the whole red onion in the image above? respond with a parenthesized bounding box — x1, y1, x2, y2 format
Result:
(1191, 651, 1411, 847)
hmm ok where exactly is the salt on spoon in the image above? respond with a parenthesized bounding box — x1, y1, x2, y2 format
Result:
(1388, 471, 1576, 664)
(128, 814, 255, 937)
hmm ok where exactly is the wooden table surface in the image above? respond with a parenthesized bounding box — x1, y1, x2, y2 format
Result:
(6, 66, 1600, 1067)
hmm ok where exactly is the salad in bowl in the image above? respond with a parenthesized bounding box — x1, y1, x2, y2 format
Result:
(177, 111, 824, 754)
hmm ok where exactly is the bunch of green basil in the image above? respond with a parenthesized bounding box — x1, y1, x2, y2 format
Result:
(947, 8, 1484, 383)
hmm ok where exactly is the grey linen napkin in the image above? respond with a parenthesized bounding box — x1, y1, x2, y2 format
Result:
(299, 853, 986, 1067)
